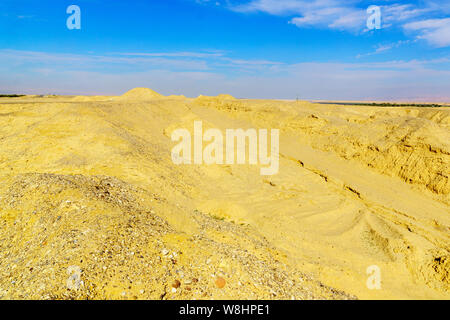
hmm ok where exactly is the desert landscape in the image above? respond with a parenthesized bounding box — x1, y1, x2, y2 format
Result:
(0, 88, 448, 300)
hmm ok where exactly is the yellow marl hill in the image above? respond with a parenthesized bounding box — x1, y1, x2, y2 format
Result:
(0, 89, 448, 300)
(120, 87, 164, 100)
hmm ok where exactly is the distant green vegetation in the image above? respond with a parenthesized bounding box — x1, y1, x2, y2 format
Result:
(356, 102, 442, 108)
(316, 101, 445, 108)
(0, 94, 25, 98)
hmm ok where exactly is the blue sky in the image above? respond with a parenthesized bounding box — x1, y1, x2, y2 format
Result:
(1, 0, 450, 100)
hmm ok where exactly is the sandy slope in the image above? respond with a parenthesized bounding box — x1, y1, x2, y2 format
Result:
(0, 89, 448, 299)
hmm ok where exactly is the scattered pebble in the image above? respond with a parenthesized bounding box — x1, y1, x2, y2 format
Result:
(66, 266, 83, 291)
(172, 280, 181, 289)
(215, 277, 226, 289)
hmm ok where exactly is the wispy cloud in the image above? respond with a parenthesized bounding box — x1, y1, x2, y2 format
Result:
(17, 15, 34, 19)
(232, 0, 366, 31)
(381, 3, 432, 25)
(0, 49, 212, 71)
(221, 0, 450, 46)
(404, 18, 450, 47)
(356, 40, 415, 58)
(115, 51, 225, 58)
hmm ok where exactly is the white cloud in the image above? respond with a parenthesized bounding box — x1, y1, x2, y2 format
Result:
(223, 0, 450, 46)
(356, 40, 415, 58)
(0, 49, 285, 77)
(229, 0, 443, 32)
(233, 0, 366, 31)
(382, 4, 432, 24)
(232, 0, 311, 15)
(0, 49, 214, 71)
(116, 51, 225, 58)
(403, 18, 450, 47)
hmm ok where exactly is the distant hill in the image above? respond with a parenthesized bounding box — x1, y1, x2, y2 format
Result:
(121, 88, 164, 100)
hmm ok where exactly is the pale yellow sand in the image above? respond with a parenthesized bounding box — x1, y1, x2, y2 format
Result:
(0, 89, 448, 299)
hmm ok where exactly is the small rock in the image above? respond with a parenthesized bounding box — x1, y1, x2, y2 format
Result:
(66, 266, 83, 290)
(215, 277, 226, 289)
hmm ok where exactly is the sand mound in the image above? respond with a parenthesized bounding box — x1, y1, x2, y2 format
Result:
(121, 88, 164, 100)
(216, 94, 236, 100)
